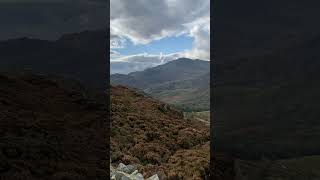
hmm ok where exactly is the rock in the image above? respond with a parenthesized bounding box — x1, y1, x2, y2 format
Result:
(135, 173, 144, 180)
(120, 175, 131, 180)
(111, 163, 159, 180)
(110, 165, 116, 178)
(110, 165, 115, 172)
(147, 174, 160, 180)
(126, 164, 137, 174)
(130, 170, 138, 176)
(117, 163, 130, 173)
(115, 172, 124, 179)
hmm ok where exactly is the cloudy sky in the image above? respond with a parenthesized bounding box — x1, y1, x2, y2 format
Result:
(110, 0, 210, 74)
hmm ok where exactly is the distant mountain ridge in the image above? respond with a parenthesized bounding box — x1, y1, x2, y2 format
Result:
(110, 58, 210, 111)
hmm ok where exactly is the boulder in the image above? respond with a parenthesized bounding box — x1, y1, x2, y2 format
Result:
(146, 174, 160, 180)
(111, 163, 159, 180)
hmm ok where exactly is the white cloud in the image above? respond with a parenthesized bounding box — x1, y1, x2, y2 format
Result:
(183, 16, 210, 60)
(111, 52, 182, 74)
(110, 0, 210, 73)
(110, 0, 210, 51)
(110, 35, 127, 49)
(110, 50, 121, 58)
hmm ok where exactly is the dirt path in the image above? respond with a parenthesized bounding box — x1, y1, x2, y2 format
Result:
(195, 117, 210, 126)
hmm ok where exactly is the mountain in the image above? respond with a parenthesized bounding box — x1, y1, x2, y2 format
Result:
(0, 73, 107, 179)
(0, 30, 108, 90)
(111, 58, 210, 111)
(110, 85, 210, 179)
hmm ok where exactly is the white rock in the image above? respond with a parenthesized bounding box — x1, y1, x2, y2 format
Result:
(127, 164, 137, 174)
(117, 163, 128, 171)
(121, 175, 131, 180)
(146, 174, 159, 180)
(130, 170, 138, 176)
(135, 173, 144, 180)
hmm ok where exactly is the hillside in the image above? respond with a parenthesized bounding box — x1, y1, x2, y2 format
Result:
(0, 73, 107, 179)
(110, 85, 210, 179)
(111, 58, 210, 111)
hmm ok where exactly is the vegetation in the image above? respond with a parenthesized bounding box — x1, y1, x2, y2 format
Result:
(111, 58, 210, 112)
(110, 85, 210, 179)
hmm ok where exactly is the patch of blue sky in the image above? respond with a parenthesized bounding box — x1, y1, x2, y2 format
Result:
(116, 35, 193, 56)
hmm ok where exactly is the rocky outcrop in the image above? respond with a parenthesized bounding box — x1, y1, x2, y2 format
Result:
(110, 163, 159, 180)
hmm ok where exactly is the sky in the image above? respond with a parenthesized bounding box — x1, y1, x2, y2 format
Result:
(110, 0, 210, 74)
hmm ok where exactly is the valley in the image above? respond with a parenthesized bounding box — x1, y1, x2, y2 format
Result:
(111, 58, 210, 112)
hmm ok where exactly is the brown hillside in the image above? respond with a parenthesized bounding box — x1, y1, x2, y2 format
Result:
(110, 85, 210, 179)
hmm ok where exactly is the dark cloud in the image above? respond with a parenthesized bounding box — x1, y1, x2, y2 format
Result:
(0, 0, 108, 40)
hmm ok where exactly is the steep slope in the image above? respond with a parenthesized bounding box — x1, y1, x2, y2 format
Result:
(110, 86, 210, 179)
(145, 72, 210, 111)
(111, 58, 210, 111)
(0, 73, 107, 179)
